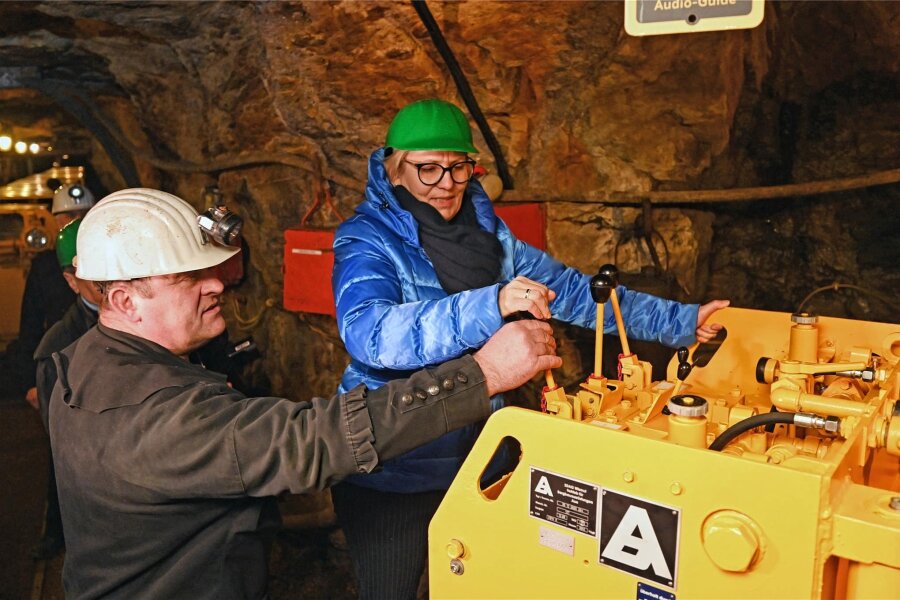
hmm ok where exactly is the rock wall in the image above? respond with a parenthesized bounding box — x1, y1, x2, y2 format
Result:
(1, 0, 897, 398)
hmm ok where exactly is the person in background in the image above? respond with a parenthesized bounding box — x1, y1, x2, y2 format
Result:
(49, 188, 561, 599)
(21, 183, 96, 406)
(30, 218, 101, 559)
(331, 98, 730, 599)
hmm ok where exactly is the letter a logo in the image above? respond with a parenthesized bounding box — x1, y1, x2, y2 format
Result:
(534, 476, 554, 497)
(601, 506, 672, 579)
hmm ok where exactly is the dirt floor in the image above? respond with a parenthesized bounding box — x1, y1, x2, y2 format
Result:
(0, 394, 47, 600)
(0, 384, 357, 600)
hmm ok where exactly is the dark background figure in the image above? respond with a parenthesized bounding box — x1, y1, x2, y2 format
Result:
(31, 219, 99, 560)
(17, 183, 95, 401)
(15, 250, 75, 394)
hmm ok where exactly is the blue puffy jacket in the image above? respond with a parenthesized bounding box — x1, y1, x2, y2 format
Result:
(333, 149, 699, 492)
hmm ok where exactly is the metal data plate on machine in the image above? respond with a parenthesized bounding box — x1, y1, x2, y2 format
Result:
(624, 0, 765, 37)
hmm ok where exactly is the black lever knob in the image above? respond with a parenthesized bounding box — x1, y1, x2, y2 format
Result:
(675, 346, 692, 381)
(677, 361, 693, 382)
(589, 273, 614, 304)
(598, 264, 619, 287)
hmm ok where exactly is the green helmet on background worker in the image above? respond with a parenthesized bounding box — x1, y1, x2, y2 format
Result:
(56, 218, 82, 269)
(385, 99, 478, 153)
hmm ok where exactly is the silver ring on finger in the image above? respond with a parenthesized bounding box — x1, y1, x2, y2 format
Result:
(524, 288, 531, 300)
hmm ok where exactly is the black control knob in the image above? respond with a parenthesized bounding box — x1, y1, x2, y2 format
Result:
(675, 346, 692, 381)
(589, 273, 614, 304)
(677, 361, 693, 382)
(598, 264, 619, 287)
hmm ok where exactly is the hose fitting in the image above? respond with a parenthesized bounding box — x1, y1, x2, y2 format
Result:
(793, 413, 841, 433)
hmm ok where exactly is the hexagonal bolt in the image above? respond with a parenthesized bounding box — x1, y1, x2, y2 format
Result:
(449, 558, 465, 575)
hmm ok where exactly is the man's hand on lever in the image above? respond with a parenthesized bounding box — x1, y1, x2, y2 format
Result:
(475, 320, 563, 396)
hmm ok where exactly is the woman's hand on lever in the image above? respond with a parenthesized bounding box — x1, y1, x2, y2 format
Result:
(498, 276, 556, 320)
(695, 299, 730, 343)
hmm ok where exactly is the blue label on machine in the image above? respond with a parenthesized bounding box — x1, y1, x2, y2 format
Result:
(637, 581, 675, 600)
(529, 467, 598, 536)
(599, 489, 681, 589)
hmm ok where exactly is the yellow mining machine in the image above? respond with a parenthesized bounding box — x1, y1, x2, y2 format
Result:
(429, 265, 900, 599)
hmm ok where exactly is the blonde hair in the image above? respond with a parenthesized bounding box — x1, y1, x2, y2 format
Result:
(383, 150, 409, 185)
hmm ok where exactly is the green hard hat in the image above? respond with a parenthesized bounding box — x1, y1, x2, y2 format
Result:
(385, 99, 478, 153)
(56, 218, 82, 268)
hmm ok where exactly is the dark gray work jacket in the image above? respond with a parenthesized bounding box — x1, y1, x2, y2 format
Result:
(34, 297, 98, 431)
(49, 324, 489, 599)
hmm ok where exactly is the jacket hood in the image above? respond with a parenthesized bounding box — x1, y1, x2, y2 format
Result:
(355, 148, 499, 247)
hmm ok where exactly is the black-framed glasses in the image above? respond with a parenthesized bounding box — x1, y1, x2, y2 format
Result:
(404, 159, 476, 186)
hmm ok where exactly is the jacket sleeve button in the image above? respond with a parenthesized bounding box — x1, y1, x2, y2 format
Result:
(442, 378, 455, 391)
(427, 384, 440, 396)
(401, 393, 413, 405)
(456, 372, 468, 384)
(415, 389, 428, 401)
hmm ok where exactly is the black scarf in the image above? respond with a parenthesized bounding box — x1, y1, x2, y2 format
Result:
(394, 185, 503, 294)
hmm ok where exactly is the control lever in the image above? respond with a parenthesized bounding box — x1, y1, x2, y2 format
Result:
(598, 264, 631, 357)
(673, 346, 693, 396)
(589, 271, 614, 378)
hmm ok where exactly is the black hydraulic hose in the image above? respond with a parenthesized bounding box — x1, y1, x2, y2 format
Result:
(764, 405, 779, 433)
(411, 0, 514, 190)
(708, 412, 797, 452)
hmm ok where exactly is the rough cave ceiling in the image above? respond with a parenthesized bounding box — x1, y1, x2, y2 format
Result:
(0, 0, 897, 396)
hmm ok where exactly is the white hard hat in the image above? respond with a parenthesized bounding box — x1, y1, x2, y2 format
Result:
(76, 188, 239, 281)
(52, 183, 95, 214)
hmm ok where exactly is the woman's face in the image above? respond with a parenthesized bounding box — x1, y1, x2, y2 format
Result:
(392, 150, 470, 221)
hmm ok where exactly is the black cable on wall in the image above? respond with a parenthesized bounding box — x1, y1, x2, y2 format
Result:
(411, 0, 514, 190)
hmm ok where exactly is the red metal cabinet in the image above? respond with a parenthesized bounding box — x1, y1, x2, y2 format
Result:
(494, 203, 546, 250)
(283, 228, 336, 315)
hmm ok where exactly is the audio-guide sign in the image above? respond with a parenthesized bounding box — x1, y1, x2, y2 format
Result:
(624, 0, 764, 37)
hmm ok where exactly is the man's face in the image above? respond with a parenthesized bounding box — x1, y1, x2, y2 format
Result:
(76, 277, 104, 307)
(134, 268, 226, 356)
(393, 151, 470, 221)
(54, 210, 85, 229)
(62, 270, 104, 307)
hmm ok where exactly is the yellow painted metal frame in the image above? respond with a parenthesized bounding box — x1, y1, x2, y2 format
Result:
(430, 308, 900, 598)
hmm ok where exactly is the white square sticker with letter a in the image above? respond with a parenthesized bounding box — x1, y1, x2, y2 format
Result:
(598, 489, 680, 589)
